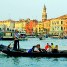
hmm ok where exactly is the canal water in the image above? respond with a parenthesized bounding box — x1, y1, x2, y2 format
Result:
(0, 38, 67, 67)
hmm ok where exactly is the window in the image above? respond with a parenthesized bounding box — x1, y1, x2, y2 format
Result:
(55, 22, 56, 25)
(55, 26, 56, 29)
(57, 21, 59, 24)
(61, 21, 63, 24)
(57, 27, 59, 30)
(61, 27, 63, 30)
(64, 27, 65, 30)
(52, 28, 54, 30)
(7, 28, 9, 31)
(66, 27, 67, 30)
(12, 30, 14, 32)
(52, 22, 54, 25)
(0, 28, 1, 31)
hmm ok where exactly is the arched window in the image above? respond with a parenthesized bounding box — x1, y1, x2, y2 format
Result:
(61, 27, 63, 30)
(0, 28, 1, 31)
(7, 28, 9, 31)
(61, 21, 63, 24)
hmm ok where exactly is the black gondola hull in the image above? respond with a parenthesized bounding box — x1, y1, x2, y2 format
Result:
(2, 50, 67, 57)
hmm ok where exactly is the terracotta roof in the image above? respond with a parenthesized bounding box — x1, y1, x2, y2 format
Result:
(57, 14, 67, 19)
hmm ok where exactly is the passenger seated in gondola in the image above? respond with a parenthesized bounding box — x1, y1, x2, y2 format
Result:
(33, 44, 42, 52)
(55, 45, 58, 50)
(45, 43, 50, 51)
(28, 46, 36, 53)
(47, 45, 52, 52)
(52, 45, 58, 53)
(51, 43, 55, 49)
(44, 43, 52, 52)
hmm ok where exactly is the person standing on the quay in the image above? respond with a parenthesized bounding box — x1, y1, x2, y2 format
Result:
(13, 29, 20, 50)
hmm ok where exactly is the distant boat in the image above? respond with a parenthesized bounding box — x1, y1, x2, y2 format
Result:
(26, 35, 36, 38)
(50, 35, 62, 39)
(19, 33, 28, 41)
(63, 36, 67, 39)
(1, 36, 14, 40)
(0, 33, 28, 41)
(38, 34, 45, 40)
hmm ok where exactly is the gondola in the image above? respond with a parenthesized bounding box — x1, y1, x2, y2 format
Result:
(0, 44, 7, 51)
(2, 49, 67, 57)
(1, 44, 67, 57)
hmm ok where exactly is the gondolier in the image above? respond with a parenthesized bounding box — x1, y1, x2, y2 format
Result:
(13, 29, 20, 50)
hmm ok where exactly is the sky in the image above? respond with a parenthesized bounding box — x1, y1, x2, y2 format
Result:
(0, 0, 67, 21)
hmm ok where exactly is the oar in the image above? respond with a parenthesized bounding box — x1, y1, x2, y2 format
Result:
(8, 41, 14, 48)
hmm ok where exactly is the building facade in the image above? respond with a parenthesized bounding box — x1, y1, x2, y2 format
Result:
(63, 19, 67, 36)
(43, 20, 50, 34)
(0, 5, 67, 37)
(36, 21, 44, 34)
(0, 19, 15, 31)
(14, 19, 26, 32)
(50, 18, 64, 36)
(25, 20, 38, 35)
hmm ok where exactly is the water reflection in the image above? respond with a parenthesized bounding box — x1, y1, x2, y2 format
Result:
(0, 53, 7, 58)
(0, 54, 67, 67)
(12, 57, 20, 65)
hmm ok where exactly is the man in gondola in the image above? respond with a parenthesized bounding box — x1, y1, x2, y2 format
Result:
(13, 29, 20, 50)
(33, 44, 42, 52)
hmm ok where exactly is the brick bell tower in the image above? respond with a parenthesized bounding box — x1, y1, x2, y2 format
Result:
(42, 5, 47, 22)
